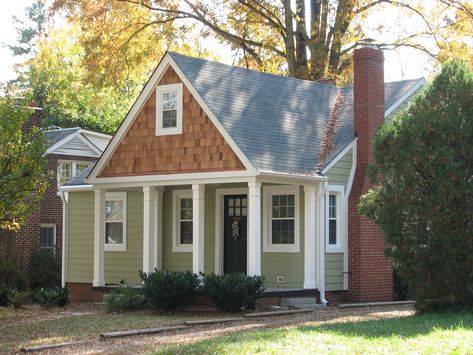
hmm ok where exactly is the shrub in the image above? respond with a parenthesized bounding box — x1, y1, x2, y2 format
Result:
(0, 260, 27, 290)
(140, 269, 200, 310)
(105, 286, 147, 313)
(8, 289, 30, 308)
(0, 288, 9, 306)
(29, 252, 61, 289)
(33, 287, 69, 308)
(202, 273, 265, 311)
(393, 267, 409, 301)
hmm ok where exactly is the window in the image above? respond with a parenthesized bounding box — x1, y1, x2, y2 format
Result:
(104, 192, 127, 252)
(57, 161, 92, 187)
(326, 185, 346, 252)
(263, 185, 300, 253)
(156, 83, 183, 136)
(40, 225, 56, 254)
(172, 190, 193, 252)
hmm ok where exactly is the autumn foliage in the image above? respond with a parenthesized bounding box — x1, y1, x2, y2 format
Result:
(359, 60, 473, 311)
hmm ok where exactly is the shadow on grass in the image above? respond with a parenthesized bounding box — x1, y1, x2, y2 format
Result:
(297, 312, 473, 339)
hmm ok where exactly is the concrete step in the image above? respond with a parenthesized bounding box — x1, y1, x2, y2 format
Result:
(281, 297, 320, 309)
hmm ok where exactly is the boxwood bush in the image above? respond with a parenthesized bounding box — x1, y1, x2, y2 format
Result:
(105, 286, 147, 313)
(33, 286, 69, 308)
(140, 269, 200, 310)
(0, 260, 27, 306)
(202, 273, 264, 311)
(29, 252, 61, 289)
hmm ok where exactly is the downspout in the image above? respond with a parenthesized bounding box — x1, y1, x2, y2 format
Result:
(318, 181, 329, 305)
(59, 190, 69, 288)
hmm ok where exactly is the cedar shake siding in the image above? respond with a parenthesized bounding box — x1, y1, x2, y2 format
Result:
(99, 67, 246, 177)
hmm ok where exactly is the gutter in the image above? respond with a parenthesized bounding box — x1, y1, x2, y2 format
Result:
(59, 190, 69, 288)
(59, 184, 93, 192)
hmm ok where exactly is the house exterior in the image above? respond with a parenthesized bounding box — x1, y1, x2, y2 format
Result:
(60, 47, 425, 303)
(0, 115, 111, 281)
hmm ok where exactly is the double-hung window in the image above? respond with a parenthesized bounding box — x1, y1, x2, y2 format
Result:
(40, 224, 56, 254)
(263, 185, 300, 253)
(57, 161, 92, 187)
(104, 192, 127, 252)
(172, 190, 193, 252)
(326, 185, 345, 252)
(156, 83, 183, 136)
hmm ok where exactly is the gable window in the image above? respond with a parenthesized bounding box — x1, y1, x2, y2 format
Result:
(156, 83, 183, 136)
(58, 161, 92, 187)
(40, 224, 56, 254)
(172, 190, 193, 252)
(263, 185, 300, 253)
(104, 192, 127, 252)
(326, 185, 346, 252)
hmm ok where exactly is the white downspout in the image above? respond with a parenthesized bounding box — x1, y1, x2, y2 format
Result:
(318, 181, 329, 305)
(59, 190, 69, 288)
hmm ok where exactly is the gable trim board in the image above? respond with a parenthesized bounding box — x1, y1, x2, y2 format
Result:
(88, 53, 257, 184)
(384, 78, 426, 117)
(45, 129, 103, 157)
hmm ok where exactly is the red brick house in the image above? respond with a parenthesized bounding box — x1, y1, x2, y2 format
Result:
(0, 111, 111, 282)
(60, 47, 425, 303)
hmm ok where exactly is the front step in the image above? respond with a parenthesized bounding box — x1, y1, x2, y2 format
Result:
(280, 297, 327, 309)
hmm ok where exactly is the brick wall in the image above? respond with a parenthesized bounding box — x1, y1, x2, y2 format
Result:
(348, 47, 393, 301)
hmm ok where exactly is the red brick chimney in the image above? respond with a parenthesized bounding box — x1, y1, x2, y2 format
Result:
(348, 46, 393, 301)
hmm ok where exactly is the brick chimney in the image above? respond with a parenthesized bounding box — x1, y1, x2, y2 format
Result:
(347, 46, 393, 301)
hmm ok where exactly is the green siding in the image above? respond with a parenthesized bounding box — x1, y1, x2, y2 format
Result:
(67, 191, 94, 283)
(325, 148, 353, 190)
(104, 191, 143, 284)
(325, 253, 344, 291)
(261, 186, 304, 289)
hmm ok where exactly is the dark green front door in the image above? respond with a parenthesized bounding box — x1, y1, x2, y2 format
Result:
(224, 194, 247, 274)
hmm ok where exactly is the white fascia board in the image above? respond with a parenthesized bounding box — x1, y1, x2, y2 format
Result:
(76, 133, 102, 156)
(384, 78, 427, 117)
(59, 184, 93, 192)
(43, 132, 78, 156)
(321, 138, 357, 174)
(88, 52, 256, 181)
(79, 129, 112, 140)
(258, 170, 328, 185)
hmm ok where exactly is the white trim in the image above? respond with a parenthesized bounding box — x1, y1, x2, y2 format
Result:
(88, 54, 256, 182)
(321, 138, 357, 174)
(172, 189, 193, 252)
(143, 186, 156, 273)
(325, 185, 346, 253)
(156, 188, 164, 270)
(57, 160, 94, 188)
(39, 223, 57, 253)
(214, 187, 249, 274)
(93, 189, 105, 287)
(78, 128, 112, 140)
(75, 133, 102, 156)
(60, 191, 68, 287)
(59, 184, 93, 192)
(104, 191, 127, 252)
(263, 185, 300, 253)
(303, 185, 317, 289)
(156, 83, 183, 136)
(192, 184, 205, 274)
(247, 181, 262, 275)
(345, 141, 357, 197)
(384, 78, 426, 117)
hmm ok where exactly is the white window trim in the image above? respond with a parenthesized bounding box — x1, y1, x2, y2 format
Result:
(263, 185, 300, 253)
(40, 224, 57, 253)
(57, 160, 92, 188)
(326, 185, 346, 253)
(172, 189, 193, 252)
(156, 83, 183, 136)
(104, 191, 127, 252)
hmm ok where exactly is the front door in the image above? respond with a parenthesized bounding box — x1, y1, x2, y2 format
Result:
(224, 194, 248, 274)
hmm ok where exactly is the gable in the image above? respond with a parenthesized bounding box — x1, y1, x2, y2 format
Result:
(99, 67, 245, 177)
(49, 134, 101, 157)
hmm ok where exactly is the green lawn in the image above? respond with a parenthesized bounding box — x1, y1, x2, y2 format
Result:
(157, 312, 473, 355)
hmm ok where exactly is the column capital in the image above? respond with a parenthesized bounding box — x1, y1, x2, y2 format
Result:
(304, 184, 317, 193)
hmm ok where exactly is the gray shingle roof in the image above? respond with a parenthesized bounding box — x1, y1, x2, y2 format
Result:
(43, 127, 80, 148)
(170, 52, 424, 175)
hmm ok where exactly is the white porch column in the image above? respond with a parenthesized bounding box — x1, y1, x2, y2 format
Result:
(155, 187, 164, 271)
(304, 185, 317, 289)
(93, 189, 105, 287)
(317, 182, 328, 300)
(143, 186, 156, 274)
(248, 181, 262, 276)
(192, 184, 205, 274)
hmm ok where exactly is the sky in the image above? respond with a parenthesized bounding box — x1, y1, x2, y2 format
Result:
(0, 1, 437, 84)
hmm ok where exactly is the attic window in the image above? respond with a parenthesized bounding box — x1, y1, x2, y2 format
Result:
(156, 83, 183, 136)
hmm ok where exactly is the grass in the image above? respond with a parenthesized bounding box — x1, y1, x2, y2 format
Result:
(156, 312, 473, 355)
(0, 305, 200, 353)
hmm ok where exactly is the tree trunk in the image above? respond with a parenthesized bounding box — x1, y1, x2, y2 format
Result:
(283, 0, 296, 77)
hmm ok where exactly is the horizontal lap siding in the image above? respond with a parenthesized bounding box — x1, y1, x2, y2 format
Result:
(325, 252, 344, 291)
(67, 192, 94, 283)
(325, 148, 353, 189)
(262, 187, 304, 288)
(104, 191, 143, 284)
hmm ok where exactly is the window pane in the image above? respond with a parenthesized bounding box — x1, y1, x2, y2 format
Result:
(106, 222, 123, 244)
(234, 207, 240, 216)
(180, 221, 193, 244)
(58, 162, 71, 186)
(241, 207, 247, 216)
(235, 199, 240, 207)
(180, 198, 193, 220)
(163, 110, 177, 128)
(106, 200, 123, 221)
(228, 199, 234, 207)
(162, 92, 177, 110)
(329, 195, 336, 218)
(272, 219, 295, 244)
(76, 163, 90, 176)
(40, 227, 55, 252)
(329, 220, 337, 245)
(228, 207, 234, 216)
(287, 194, 295, 206)
(242, 198, 247, 207)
